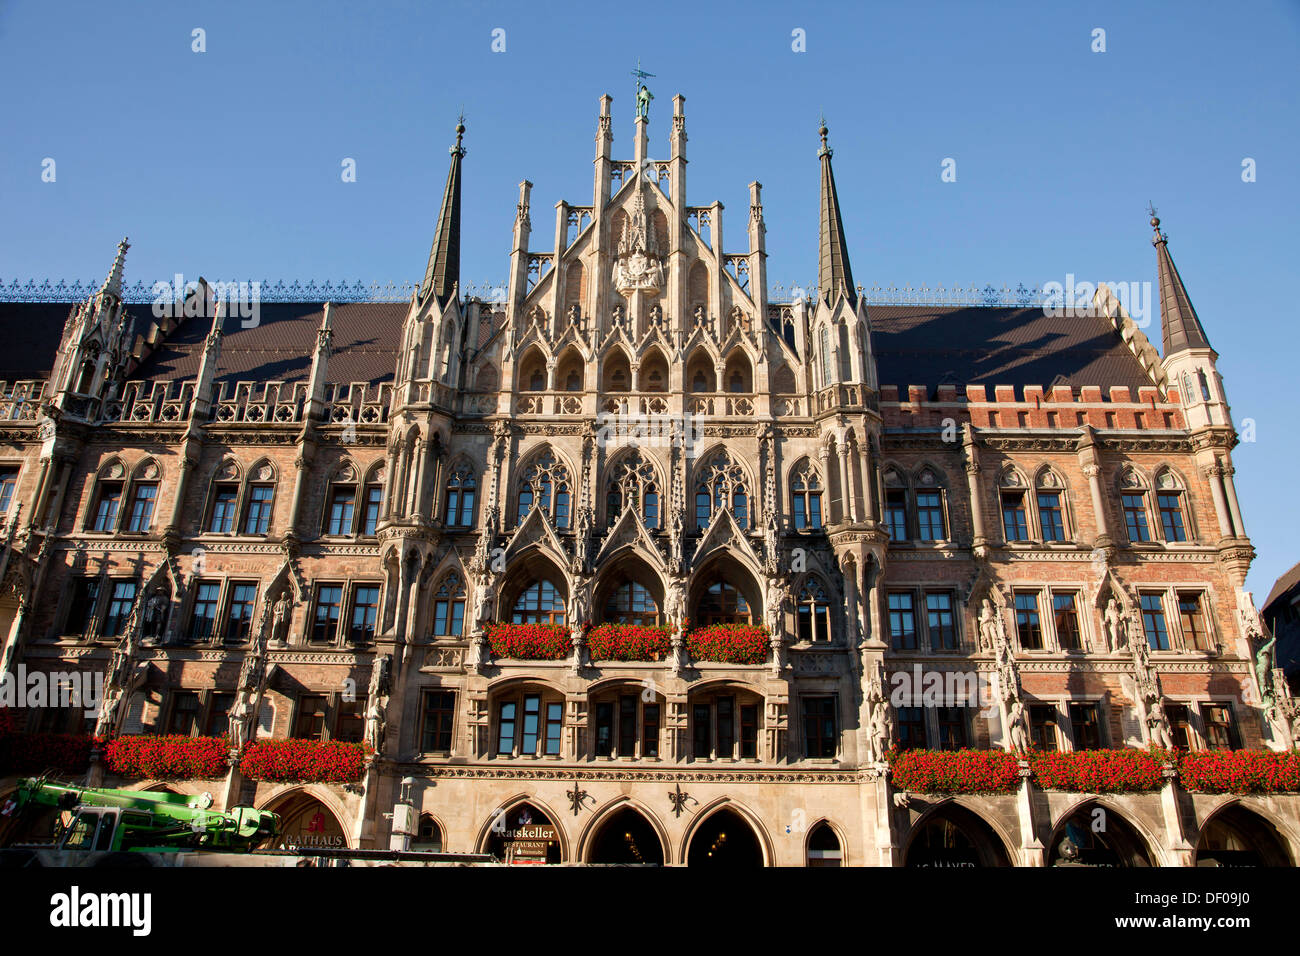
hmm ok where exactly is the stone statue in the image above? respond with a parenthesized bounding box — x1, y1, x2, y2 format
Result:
(365, 655, 392, 753)
(1254, 631, 1277, 709)
(665, 579, 688, 676)
(635, 83, 653, 119)
(1006, 699, 1030, 753)
(272, 591, 292, 643)
(228, 686, 257, 749)
(1102, 598, 1122, 654)
(1147, 699, 1174, 750)
(765, 578, 787, 675)
(143, 591, 168, 641)
(978, 598, 999, 653)
(764, 512, 780, 576)
(865, 672, 891, 763)
(668, 506, 684, 573)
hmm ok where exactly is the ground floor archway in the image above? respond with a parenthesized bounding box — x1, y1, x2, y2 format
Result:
(586, 806, 665, 865)
(1195, 805, 1292, 867)
(903, 804, 1012, 867)
(261, 791, 349, 851)
(484, 802, 563, 864)
(1048, 803, 1154, 867)
(686, 807, 764, 867)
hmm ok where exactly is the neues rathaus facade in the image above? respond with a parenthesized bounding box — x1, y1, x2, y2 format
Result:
(1, 89, 1297, 866)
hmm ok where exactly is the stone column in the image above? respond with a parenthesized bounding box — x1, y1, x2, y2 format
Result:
(1081, 463, 1110, 546)
(1221, 464, 1247, 537)
(837, 445, 857, 523)
(818, 446, 835, 524)
(1204, 462, 1234, 538)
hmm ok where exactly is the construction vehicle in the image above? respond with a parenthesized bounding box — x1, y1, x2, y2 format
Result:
(0, 775, 494, 867)
(0, 775, 278, 866)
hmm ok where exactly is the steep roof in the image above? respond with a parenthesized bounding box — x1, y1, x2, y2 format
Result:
(1152, 216, 1212, 356)
(816, 123, 856, 309)
(868, 305, 1158, 393)
(1265, 561, 1300, 615)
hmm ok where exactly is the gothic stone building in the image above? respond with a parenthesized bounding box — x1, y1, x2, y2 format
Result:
(0, 90, 1295, 867)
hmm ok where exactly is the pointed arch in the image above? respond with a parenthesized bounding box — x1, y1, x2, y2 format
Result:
(638, 343, 670, 393)
(903, 799, 1016, 867)
(685, 345, 716, 393)
(1194, 801, 1295, 867)
(513, 443, 575, 530)
(601, 344, 632, 393)
(593, 551, 666, 626)
(555, 344, 585, 393)
(788, 456, 824, 531)
(691, 445, 753, 530)
(602, 446, 663, 529)
(579, 797, 669, 865)
(722, 346, 753, 394)
(516, 343, 549, 392)
(805, 818, 847, 867)
(441, 454, 478, 528)
(680, 797, 772, 866)
(1046, 798, 1158, 866)
(475, 795, 570, 863)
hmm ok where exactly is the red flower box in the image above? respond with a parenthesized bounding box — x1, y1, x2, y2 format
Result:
(238, 738, 369, 784)
(486, 622, 571, 661)
(1178, 749, 1300, 794)
(103, 734, 230, 780)
(686, 624, 768, 665)
(1030, 748, 1164, 793)
(889, 748, 1021, 794)
(586, 623, 672, 662)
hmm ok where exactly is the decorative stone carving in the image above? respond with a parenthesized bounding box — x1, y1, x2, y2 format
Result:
(365, 654, 393, 753)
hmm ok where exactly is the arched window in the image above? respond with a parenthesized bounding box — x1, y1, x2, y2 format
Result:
(605, 452, 660, 528)
(604, 581, 659, 626)
(694, 451, 749, 530)
(807, 823, 843, 867)
(323, 462, 361, 536)
(432, 572, 466, 637)
(1034, 469, 1068, 542)
(913, 468, 947, 541)
(1154, 469, 1188, 543)
(790, 461, 823, 530)
(999, 469, 1030, 543)
(203, 460, 242, 535)
(1118, 467, 1152, 543)
(697, 579, 752, 626)
(516, 451, 571, 529)
(511, 578, 567, 625)
(818, 325, 832, 387)
(797, 579, 831, 642)
(242, 461, 278, 536)
(413, 815, 443, 851)
(444, 466, 477, 528)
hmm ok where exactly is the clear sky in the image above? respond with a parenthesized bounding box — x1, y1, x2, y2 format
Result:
(1, 0, 1297, 598)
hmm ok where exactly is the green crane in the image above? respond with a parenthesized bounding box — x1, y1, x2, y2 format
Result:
(2, 775, 279, 854)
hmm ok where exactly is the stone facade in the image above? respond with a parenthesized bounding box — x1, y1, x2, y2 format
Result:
(0, 89, 1296, 867)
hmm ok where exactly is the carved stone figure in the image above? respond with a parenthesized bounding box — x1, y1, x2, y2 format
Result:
(142, 591, 168, 641)
(272, 591, 293, 643)
(365, 655, 392, 753)
(1006, 699, 1030, 753)
(635, 83, 653, 119)
(978, 598, 999, 653)
(1147, 699, 1174, 750)
(1102, 597, 1122, 653)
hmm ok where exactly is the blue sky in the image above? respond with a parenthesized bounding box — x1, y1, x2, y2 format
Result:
(2, 0, 1297, 597)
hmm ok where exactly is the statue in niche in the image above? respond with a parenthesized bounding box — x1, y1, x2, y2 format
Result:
(1102, 597, 1122, 654)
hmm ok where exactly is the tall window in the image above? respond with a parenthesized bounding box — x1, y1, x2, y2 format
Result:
(496, 690, 563, 757)
(1158, 492, 1187, 542)
(926, 592, 957, 651)
(1178, 592, 1211, 651)
(801, 696, 838, 759)
(66, 579, 101, 636)
(1002, 491, 1028, 542)
(0, 467, 17, 516)
(126, 483, 157, 532)
(516, 452, 572, 530)
(606, 453, 660, 528)
(594, 693, 661, 758)
(244, 485, 274, 535)
(896, 707, 926, 750)
(92, 482, 123, 532)
(884, 489, 908, 541)
(432, 574, 466, 636)
(818, 326, 832, 387)
(350, 585, 380, 643)
(888, 592, 917, 650)
(936, 707, 968, 750)
(1202, 704, 1240, 750)
(168, 692, 202, 736)
(1028, 705, 1059, 751)
(1014, 592, 1043, 649)
(604, 581, 659, 626)
(797, 580, 831, 643)
(915, 491, 945, 540)
(421, 690, 456, 753)
(1166, 704, 1193, 750)
(208, 485, 238, 533)
(444, 468, 476, 527)
(1140, 593, 1169, 650)
(326, 486, 356, 535)
(362, 483, 384, 535)
(294, 694, 328, 740)
(103, 581, 137, 637)
(1121, 493, 1150, 542)
(1037, 491, 1065, 541)
(312, 585, 344, 643)
(226, 582, 258, 643)
(790, 464, 823, 530)
(694, 451, 749, 530)
(335, 696, 365, 743)
(1069, 703, 1102, 750)
(511, 579, 566, 625)
(188, 581, 221, 642)
(1053, 592, 1083, 651)
(697, 579, 751, 626)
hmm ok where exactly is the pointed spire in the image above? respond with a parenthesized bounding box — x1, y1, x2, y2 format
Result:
(419, 117, 465, 308)
(817, 120, 855, 308)
(99, 237, 130, 299)
(1150, 206, 1211, 355)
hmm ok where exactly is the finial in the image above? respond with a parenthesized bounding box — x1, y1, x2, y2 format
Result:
(818, 113, 831, 157)
(1147, 201, 1165, 244)
(451, 111, 466, 157)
